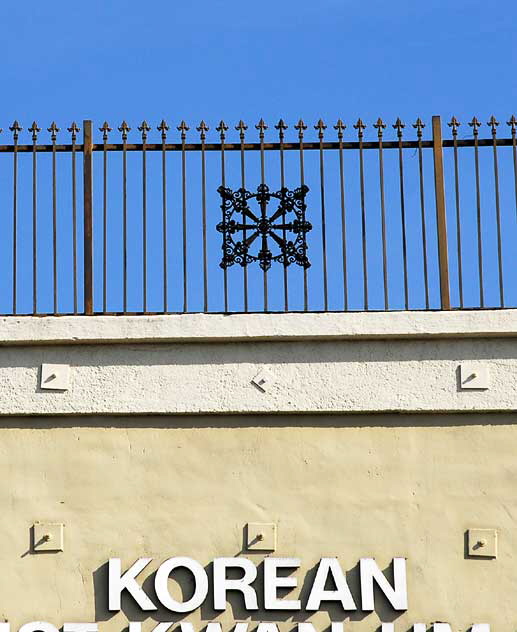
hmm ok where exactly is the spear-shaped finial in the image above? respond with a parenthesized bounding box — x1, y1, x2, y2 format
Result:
(118, 120, 131, 141)
(373, 117, 386, 138)
(235, 120, 248, 139)
(255, 118, 268, 139)
(67, 121, 80, 142)
(196, 120, 209, 141)
(314, 118, 327, 139)
(157, 119, 169, 141)
(216, 120, 229, 141)
(334, 119, 346, 140)
(393, 117, 405, 138)
(138, 120, 151, 142)
(177, 120, 189, 141)
(413, 118, 425, 138)
(353, 118, 366, 138)
(9, 120, 22, 142)
(294, 119, 307, 139)
(29, 121, 41, 142)
(507, 115, 517, 135)
(468, 117, 482, 136)
(99, 121, 111, 142)
(47, 121, 60, 142)
(447, 117, 460, 137)
(275, 119, 287, 141)
(487, 115, 499, 136)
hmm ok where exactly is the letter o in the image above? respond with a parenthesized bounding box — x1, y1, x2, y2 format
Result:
(155, 557, 209, 613)
(20, 624, 59, 632)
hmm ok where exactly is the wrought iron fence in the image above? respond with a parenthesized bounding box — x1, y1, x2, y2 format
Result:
(0, 114, 516, 315)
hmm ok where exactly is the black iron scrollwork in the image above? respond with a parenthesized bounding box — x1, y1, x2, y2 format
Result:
(217, 184, 312, 271)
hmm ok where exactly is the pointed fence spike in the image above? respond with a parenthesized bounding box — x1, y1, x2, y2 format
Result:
(353, 118, 366, 134)
(138, 120, 151, 141)
(447, 116, 461, 136)
(99, 121, 111, 142)
(29, 121, 41, 141)
(157, 119, 169, 141)
(412, 118, 426, 138)
(196, 120, 209, 140)
(118, 121, 131, 140)
(294, 119, 307, 139)
(393, 118, 405, 139)
(487, 115, 499, 135)
(10, 120, 22, 141)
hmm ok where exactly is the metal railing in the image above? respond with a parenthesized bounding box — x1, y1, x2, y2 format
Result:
(0, 114, 516, 315)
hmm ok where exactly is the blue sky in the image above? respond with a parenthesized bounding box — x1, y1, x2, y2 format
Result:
(0, 0, 516, 313)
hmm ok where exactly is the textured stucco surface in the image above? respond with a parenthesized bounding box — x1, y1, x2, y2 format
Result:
(0, 337, 517, 415)
(1, 415, 516, 632)
(1, 310, 517, 346)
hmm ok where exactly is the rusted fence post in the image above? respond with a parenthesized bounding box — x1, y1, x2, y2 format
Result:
(83, 120, 94, 315)
(432, 115, 451, 310)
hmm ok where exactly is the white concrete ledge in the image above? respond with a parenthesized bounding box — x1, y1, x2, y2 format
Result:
(0, 309, 516, 346)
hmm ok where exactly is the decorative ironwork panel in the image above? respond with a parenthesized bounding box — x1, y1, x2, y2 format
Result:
(217, 184, 312, 271)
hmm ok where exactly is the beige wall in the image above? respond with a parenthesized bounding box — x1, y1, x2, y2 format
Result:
(2, 415, 516, 632)
(1, 312, 516, 631)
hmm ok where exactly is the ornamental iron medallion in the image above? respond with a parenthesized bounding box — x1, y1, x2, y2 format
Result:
(217, 184, 311, 271)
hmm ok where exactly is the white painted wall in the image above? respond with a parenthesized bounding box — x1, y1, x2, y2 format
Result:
(0, 311, 516, 415)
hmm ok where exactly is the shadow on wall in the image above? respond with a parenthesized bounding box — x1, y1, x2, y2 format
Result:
(93, 558, 404, 625)
(3, 411, 517, 430)
(2, 337, 515, 372)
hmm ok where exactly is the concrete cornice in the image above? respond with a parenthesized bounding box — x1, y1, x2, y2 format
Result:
(0, 309, 516, 346)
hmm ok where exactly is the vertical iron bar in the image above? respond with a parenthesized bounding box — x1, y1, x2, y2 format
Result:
(509, 117, 517, 234)
(99, 122, 111, 313)
(354, 119, 368, 310)
(178, 121, 189, 312)
(374, 118, 388, 310)
(431, 115, 451, 310)
(315, 119, 328, 311)
(236, 121, 249, 312)
(217, 121, 229, 312)
(276, 119, 289, 311)
(10, 121, 21, 314)
(469, 117, 483, 308)
(29, 122, 41, 314)
(394, 119, 408, 310)
(158, 120, 169, 312)
(118, 121, 130, 313)
(49, 123, 59, 314)
(104, 136, 108, 313)
(448, 117, 463, 308)
(413, 118, 430, 309)
(68, 122, 79, 315)
(138, 121, 150, 313)
(83, 120, 94, 315)
(256, 119, 268, 312)
(488, 116, 504, 307)
(197, 121, 209, 313)
(334, 120, 348, 311)
(295, 120, 308, 310)
(334, 119, 348, 312)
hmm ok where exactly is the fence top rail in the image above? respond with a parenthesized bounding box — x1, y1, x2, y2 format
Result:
(0, 137, 516, 154)
(0, 115, 515, 153)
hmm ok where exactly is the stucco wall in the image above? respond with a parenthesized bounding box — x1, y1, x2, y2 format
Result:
(1, 415, 516, 632)
(1, 311, 517, 631)
(1, 311, 517, 416)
